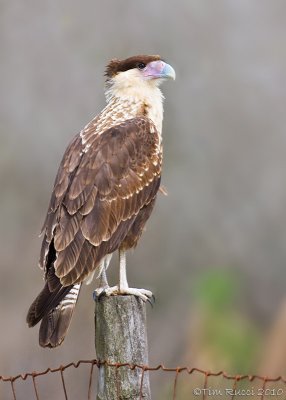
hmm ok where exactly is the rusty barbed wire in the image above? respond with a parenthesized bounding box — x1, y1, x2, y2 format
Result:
(1, 359, 286, 399)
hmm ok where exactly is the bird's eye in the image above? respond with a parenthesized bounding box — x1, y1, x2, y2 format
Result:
(137, 62, 146, 70)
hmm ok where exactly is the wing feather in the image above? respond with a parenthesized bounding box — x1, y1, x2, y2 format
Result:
(55, 230, 85, 278)
(81, 198, 111, 246)
(93, 162, 115, 195)
(54, 208, 82, 252)
(61, 245, 98, 286)
(79, 186, 98, 216)
(64, 186, 94, 215)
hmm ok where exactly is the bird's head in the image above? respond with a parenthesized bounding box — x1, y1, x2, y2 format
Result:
(104, 55, 175, 102)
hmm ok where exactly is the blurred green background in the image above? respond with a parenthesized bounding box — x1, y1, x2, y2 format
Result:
(1, 1, 286, 398)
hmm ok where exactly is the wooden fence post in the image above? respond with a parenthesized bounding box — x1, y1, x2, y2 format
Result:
(95, 295, 151, 400)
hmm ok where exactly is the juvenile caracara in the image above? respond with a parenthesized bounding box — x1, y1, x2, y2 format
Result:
(27, 55, 175, 347)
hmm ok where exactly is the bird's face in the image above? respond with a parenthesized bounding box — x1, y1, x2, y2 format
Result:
(105, 55, 175, 101)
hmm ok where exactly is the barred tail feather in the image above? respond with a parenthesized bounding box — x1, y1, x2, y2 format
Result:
(39, 284, 81, 348)
(27, 283, 81, 348)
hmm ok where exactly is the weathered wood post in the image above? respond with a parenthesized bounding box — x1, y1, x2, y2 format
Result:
(95, 295, 151, 399)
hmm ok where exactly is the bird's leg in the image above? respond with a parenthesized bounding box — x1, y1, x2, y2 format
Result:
(93, 254, 112, 300)
(119, 249, 128, 291)
(104, 249, 154, 302)
(99, 265, 109, 288)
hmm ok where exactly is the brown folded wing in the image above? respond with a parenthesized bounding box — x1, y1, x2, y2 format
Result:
(40, 117, 162, 286)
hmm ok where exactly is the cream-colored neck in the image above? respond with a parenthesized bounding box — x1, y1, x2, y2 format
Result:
(104, 71, 164, 135)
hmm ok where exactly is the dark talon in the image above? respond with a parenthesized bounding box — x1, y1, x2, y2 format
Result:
(147, 295, 155, 308)
(147, 298, 153, 307)
(93, 289, 105, 301)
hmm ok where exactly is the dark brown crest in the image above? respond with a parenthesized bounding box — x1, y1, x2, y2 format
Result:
(105, 55, 162, 78)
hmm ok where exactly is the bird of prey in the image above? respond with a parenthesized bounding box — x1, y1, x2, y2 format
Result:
(26, 54, 175, 347)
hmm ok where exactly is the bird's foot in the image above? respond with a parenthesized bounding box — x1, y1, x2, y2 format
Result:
(98, 285, 154, 304)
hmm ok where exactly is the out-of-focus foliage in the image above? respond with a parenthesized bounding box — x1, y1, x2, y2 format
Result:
(1, 0, 286, 397)
(192, 270, 261, 373)
(193, 269, 239, 313)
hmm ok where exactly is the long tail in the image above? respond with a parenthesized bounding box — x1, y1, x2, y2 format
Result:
(26, 282, 81, 348)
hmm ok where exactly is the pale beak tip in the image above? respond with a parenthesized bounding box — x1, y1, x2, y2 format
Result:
(162, 63, 176, 80)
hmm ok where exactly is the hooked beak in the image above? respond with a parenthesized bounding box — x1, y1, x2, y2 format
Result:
(143, 60, 176, 81)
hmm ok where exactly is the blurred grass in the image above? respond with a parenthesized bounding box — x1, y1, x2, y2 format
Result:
(192, 268, 261, 373)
